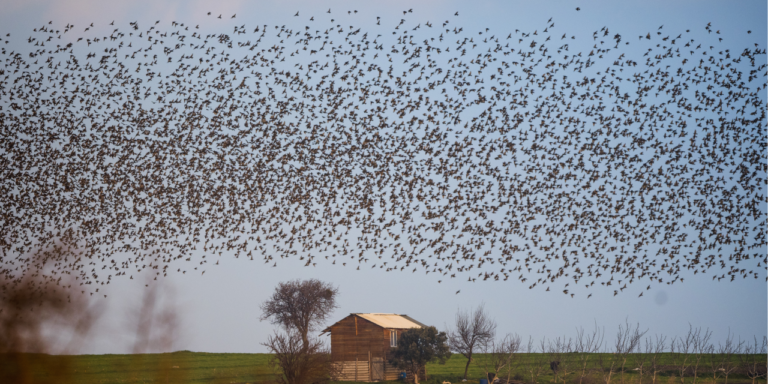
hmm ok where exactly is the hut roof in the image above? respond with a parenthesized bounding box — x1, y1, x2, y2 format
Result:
(320, 313, 427, 335)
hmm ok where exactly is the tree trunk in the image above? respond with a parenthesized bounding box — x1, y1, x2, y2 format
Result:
(464, 354, 472, 379)
(298, 325, 309, 352)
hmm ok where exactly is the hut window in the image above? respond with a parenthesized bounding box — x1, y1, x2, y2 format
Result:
(390, 330, 397, 347)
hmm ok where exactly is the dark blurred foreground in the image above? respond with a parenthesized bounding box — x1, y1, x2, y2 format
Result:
(0, 268, 200, 383)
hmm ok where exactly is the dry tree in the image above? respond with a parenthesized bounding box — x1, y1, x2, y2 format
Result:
(708, 329, 744, 384)
(545, 337, 561, 383)
(522, 336, 548, 384)
(715, 331, 743, 384)
(597, 341, 617, 384)
(739, 336, 767, 384)
(447, 303, 497, 380)
(688, 326, 712, 384)
(760, 336, 768, 383)
(633, 341, 649, 384)
(481, 333, 522, 384)
(262, 331, 336, 384)
(644, 334, 667, 384)
(597, 321, 646, 384)
(575, 323, 605, 384)
(260, 279, 339, 350)
(704, 343, 722, 384)
(545, 336, 575, 384)
(670, 326, 695, 384)
(260, 279, 340, 384)
(615, 320, 647, 384)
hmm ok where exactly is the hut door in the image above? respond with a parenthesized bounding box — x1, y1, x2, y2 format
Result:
(371, 357, 384, 381)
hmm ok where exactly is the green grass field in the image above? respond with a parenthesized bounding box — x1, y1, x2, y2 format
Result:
(0, 352, 765, 384)
(0, 351, 273, 384)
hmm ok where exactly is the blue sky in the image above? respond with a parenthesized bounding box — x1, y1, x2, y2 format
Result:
(0, 0, 765, 354)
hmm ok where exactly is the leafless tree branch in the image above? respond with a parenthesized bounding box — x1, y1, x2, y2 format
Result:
(262, 330, 337, 384)
(447, 303, 497, 380)
(260, 279, 339, 349)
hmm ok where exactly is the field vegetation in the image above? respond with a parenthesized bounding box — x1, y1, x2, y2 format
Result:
(0, 350, 765, 384)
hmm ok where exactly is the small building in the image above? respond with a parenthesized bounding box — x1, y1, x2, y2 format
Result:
(320, 313, 427, 382)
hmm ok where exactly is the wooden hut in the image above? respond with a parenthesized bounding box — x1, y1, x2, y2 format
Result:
(320, 313, 427, 382)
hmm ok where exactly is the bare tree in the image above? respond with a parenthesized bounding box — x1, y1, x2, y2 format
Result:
(615, 320, 648, 384)
(670, 325, 696, 384)
(503, 334, 524, 384)
(644, 334, 667, 384)
(575, 323, 605, 384)
(447, 303, 497, 380)
(545, 336, 575, 384)
(740, 336, 767, 384)
(545, 337, 562, 383)
(262, 330, 337, 384)
(704, 343, 722, 384)
(481, 333, 522, 384)
(716, 331, 743, 384)
(689, 327, 712, 384)
(634, 343, 649, 384)
(260, 279, 339, 349)
(597, 347, 618, 384)
(596, 321, 645, 384)
(760, 336, 768, 384)
(523, 336, 548, 384)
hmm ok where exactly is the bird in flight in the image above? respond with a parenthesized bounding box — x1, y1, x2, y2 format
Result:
(0, 9, 763, 301)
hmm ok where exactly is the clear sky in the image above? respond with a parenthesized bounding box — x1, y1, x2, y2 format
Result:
(0, 0, 765, 354)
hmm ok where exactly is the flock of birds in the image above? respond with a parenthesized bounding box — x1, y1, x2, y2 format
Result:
(0, 8, 765, 300)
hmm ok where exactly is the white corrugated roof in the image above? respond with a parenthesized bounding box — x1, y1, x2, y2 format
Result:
(353, 313, 426, 329)
(320, 313, 427, 335)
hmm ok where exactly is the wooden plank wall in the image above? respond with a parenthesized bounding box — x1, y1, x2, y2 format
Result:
(383, 361, 402, 381)
(331, 315, 400, 362)
(332, 361, 370, 382)
(332, 360, 405, 382)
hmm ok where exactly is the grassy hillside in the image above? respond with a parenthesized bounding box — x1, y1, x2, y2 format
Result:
(0, 352, 764, 384)
(0, 351, 273, 384)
